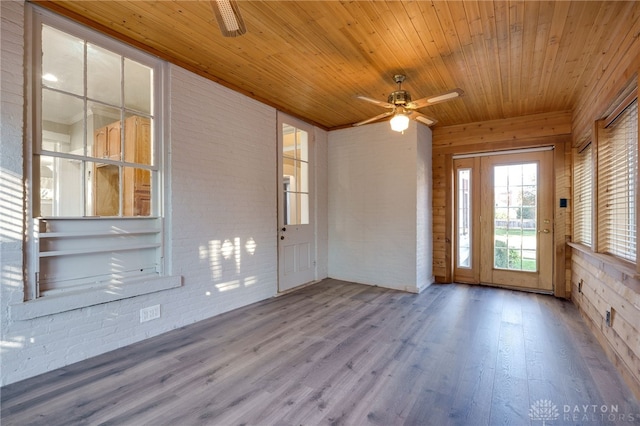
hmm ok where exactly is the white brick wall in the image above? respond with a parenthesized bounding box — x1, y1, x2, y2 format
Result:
(327, 121, 433, 292)
(1, 0, 28, 380)
(315, 128, 329, 280)
(0, 0, 26, 309)
(416, 124, 434, 290)
(168, 65, 278, 318)
(0, 2, 328, 386)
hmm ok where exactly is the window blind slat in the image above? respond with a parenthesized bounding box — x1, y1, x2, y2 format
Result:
(596, 99, 637, 262)
(573, 143, 592, 246)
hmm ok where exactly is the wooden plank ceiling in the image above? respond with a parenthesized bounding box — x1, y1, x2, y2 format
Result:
(35, 1, 638, 130)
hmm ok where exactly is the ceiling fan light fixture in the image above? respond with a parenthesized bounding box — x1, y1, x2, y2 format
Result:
(390, 113, 410, 132)
(212, 0, 247, 37)
(355, 75, 461, 129)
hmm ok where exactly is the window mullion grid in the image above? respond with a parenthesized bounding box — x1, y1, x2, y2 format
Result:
(118, 56, 126, 217)
(29, 6, 165, 301)
(29, 13, 43, 299)
(82, 39, 88, 216)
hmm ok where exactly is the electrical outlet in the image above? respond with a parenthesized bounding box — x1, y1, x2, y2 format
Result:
(140, 305, 161, 323)
(605, 309, 612, 327)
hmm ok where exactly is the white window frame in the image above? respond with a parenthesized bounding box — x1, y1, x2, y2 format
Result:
(14, 5, 179, 320)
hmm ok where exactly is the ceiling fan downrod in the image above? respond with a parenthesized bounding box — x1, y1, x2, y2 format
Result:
(394, 74, 406, 88)
(389, 74, 410, 106)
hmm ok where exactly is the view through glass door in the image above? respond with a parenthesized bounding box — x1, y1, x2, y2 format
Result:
(454, 150, 554, 292)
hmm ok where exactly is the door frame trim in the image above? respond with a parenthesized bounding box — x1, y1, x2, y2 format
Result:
(478, 151, 555, 292)
(276, 112, 317, 293)
(447, 144, 568, 299)
(453, 146, 554, 159)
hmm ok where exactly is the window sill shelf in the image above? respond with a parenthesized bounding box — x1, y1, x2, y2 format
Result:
(11, 275, 182, 320)
(567, 242, 639, 279)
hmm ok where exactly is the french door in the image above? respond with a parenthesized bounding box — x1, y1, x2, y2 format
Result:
(453, 149, 554, 292)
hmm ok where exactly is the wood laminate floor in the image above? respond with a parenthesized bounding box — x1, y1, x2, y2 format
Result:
(2, 279, 639, 426)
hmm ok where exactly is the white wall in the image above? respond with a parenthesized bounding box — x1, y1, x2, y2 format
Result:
(168, 66, 278, 316)
(416, 124, 434, 291)
(0, 1, 328, 386)
(327, 121, 433, 292)
(315, 128, 330, 280)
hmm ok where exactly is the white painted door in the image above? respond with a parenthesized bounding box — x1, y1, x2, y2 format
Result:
(277, 113, 315, 292)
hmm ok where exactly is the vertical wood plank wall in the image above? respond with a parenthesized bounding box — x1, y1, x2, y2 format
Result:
(568, 5, 640, 399)
(571, 251, 640, 399)
(431, 111, 573, 297)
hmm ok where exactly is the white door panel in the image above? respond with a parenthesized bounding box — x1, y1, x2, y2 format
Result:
(278, 114, 316, 292)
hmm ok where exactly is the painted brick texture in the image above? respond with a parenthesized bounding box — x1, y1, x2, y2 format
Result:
(327, 121, 433, 292)
(168, 65, 278, 318)
(314, 128, 329, 280)
(1, 0, 28, 377)
(416, 124, 434, 290)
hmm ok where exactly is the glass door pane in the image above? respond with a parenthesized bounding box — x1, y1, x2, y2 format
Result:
(453, 157, 479, 284)
(492, 163, 538, 272)
(457, 168, 471, 268)
(282, 124, 309, 225)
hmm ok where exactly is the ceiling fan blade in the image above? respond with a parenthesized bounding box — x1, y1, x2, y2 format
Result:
(356, 95, 394, 109)
(353, 111, 394, 127)
(211, 0, 247, 37)
(407, 88, 464, 109)
(410, 111, 438, 127)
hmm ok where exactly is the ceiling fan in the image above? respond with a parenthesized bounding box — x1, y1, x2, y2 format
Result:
(354, 75, 463, 132)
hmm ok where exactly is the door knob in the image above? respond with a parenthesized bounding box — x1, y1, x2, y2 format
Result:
(281, 227, 286, 232)
(280, 236, 285, 240)
(538, 229, 550, 234)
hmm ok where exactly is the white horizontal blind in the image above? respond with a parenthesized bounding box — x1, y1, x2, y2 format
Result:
(597, 99, 637, 262)
(573, 143, 592, 246)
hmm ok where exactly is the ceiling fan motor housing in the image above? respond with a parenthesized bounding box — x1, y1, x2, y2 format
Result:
(388, 90, 412, 106)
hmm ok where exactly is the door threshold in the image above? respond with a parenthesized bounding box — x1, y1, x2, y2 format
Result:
(277, 279, 321, 296)
(477, 281, 554, 296)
